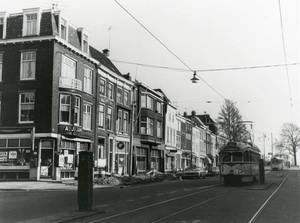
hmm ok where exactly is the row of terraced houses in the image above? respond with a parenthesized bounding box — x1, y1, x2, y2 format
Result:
(0, 8, 225, 181)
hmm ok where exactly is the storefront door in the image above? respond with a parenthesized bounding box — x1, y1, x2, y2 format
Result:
(40, 149, 53, 178)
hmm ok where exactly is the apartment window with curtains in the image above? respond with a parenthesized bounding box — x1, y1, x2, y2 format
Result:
(19, 92, 35, 123)
(107, 107, 112, 130)
(74, 96, 80, 126)
(108, 83, 113, 100)
(84, 67, 93, 94)
(59, 94, 71, 123)
(123, 112, 129, 133)
(21, 51, 36, 80)
(124, 90, 129, 106)
(117, 87, 122, 103)
(62, 55, 76, 79)
(0, 18, 4, 38)
(157, 121, 162, 138)
(83, 103, 92, 130)
(100, 79, 105, 95)
(25, 14, 37, 35)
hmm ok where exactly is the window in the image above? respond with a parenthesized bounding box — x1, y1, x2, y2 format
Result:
(19, 92, 35, 123)
(100, 79, 106, 95)
(124, 90, 129, 106)
(141, 117, 153, 135)
(60, 18, 67, 40)
(0, 53, 2, 81)
(156, 102, 162, 113)
(108, 83, 113, 100)
(74, 96, 80, 126)
(123, 112, 128, 133)
(83, 34, 88, 54)
(83, 103, 92, 130)
(117, 110, 122, 132)
(148, 118, 154, 135)
(98, 104, 105, 128)
(147, 97, 153, 110)
(25, 14, 37, 35)
(117, 88, 122, 103)
(141, 117, 147, 134)
(0, 17, 4, 38)
(61, 55, 76, 79)
(141, 95, 146, 108)
(21, 51, 36, 80)
(84, 67, 93, 94)
(59, 94, 71, 123)
(107, 107, 112, 130)
(157, 121, 162, 138)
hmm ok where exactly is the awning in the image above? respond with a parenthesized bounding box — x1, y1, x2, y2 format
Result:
(61, 136, 93, 143)
(205, 156, 212, 164)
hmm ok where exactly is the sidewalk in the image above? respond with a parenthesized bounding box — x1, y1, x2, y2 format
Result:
(0, 166, 299, 191)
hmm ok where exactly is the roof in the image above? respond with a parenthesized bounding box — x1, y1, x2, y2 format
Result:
(89, 46, 122, 75)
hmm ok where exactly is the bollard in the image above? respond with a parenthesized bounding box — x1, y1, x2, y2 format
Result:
(78, 151, 93, 211)
(259, 159, 265, 184)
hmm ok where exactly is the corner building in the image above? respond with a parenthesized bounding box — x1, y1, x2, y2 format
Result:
(0, 8, 100, 180)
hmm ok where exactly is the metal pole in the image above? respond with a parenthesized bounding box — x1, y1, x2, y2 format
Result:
(129, 99, 135, 178)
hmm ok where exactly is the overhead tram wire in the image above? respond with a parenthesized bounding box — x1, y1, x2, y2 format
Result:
(278, 0, 293, 108)
(114, 0, 225, 100)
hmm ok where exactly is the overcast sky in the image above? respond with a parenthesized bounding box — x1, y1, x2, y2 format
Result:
(2, 0, 299, 155)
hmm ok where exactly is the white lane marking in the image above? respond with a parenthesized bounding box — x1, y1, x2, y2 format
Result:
(141, 196, 151, 199)
(157, 193, 165, 196)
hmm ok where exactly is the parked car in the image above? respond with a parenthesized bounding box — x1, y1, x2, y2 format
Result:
(181, 166, 206, 179)
(211, 166, 220, 176)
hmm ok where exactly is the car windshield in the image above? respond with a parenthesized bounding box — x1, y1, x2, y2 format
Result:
(186, 166, 200, 171)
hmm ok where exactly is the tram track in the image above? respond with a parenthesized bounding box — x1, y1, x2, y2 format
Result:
(83, 184, 240, 223)
(248, 170, 291, 223)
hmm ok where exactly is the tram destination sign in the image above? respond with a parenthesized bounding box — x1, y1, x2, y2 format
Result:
(224, 147, 239, 151)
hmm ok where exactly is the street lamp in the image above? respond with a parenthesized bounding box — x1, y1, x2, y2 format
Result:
(191, 71, 199, 83)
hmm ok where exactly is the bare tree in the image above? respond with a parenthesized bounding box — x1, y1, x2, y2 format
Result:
(216, 99, 249, 142)
(276, 123, 300, 166)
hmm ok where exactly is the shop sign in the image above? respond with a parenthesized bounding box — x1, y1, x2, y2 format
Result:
(63, 126, 82, 133)
(0, 152, 8, 161)
(9, 151, 17, 159)
(41, 166, 48, 176)
(116, 141, 125, 150)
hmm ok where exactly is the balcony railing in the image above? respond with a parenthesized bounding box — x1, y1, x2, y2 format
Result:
(59, 77, 82, 91)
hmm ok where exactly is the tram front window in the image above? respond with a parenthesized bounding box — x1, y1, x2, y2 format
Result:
(232, 152, 243, 162)
(222, 154, 231, 162)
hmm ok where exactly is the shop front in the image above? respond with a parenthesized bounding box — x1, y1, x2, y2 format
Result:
(0, 128, 34, 181)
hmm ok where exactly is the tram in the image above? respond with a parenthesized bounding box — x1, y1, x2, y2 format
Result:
(270, 156, 284, 170)
(219, 141, 261, 184)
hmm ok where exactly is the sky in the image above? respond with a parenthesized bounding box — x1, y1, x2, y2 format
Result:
(2, 0, 299, 156)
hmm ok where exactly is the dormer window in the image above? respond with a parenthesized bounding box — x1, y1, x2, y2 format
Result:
(0, 12, 8, 39)
(60, 18, 67, 40)
(78, 28, 89, 54)
(22, 8, 42, 36)
(83, 34, 88, 54)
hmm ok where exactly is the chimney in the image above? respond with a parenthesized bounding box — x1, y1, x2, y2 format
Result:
(102, 49, 110, 57)
(191, 110, 196, 116)
(183, 112, 187, 117)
